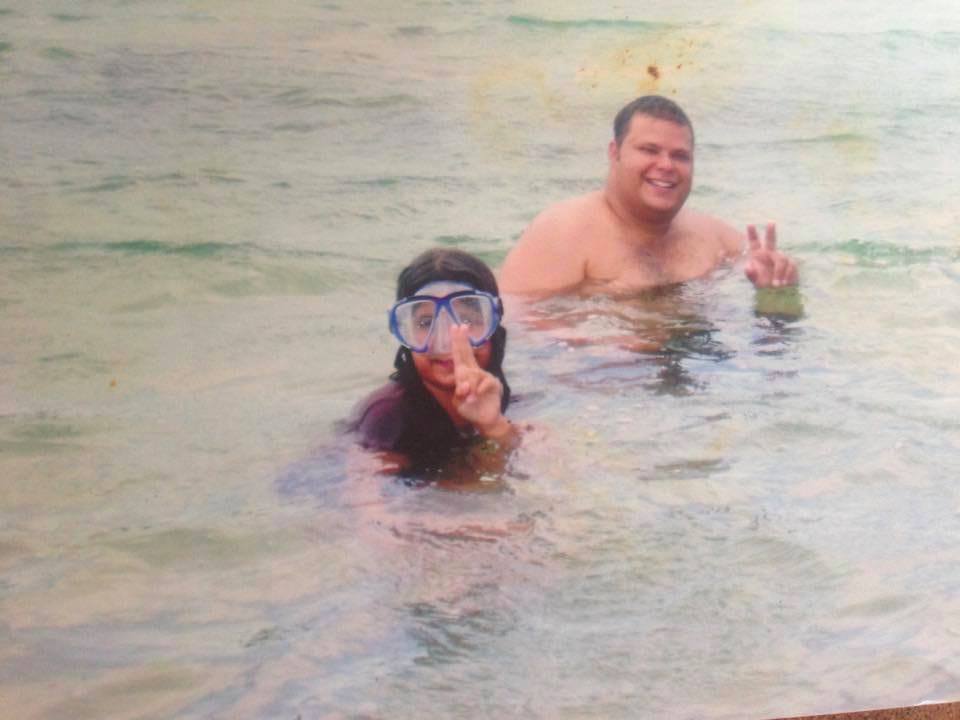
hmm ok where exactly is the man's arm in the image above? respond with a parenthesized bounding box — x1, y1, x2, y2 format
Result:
(499, 204, 587, 295)
(715, 217, 747, 258)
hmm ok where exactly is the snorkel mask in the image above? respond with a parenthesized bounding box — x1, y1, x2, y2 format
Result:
(389, 281, 502, 354)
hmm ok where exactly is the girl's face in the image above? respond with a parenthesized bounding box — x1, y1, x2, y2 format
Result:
(412, 338, 492, 392)
(405, 280, 495, 391)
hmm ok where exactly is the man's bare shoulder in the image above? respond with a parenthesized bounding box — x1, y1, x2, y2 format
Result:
(675, 208, 744, 256)
(499, 192, 605, 295)
(523, 192, 606, 243)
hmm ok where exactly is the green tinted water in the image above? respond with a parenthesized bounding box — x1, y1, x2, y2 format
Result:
(2, 1, 960, 718)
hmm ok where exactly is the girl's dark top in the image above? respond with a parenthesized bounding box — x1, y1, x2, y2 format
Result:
(346, 380, 474, 470)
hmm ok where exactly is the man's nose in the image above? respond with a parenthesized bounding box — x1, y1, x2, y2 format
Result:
(654, 150, 674, 170)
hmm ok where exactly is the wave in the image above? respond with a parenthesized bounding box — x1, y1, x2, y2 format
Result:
(701, 132, 870, 152)
(272, 89, 421, 110)
(882, 28, 960, 47)
(338, 174, 473, 190)
(808, 238, 960, 265)
(6, 239, 392, 267)
(506, 14, 685, 32)
(43, 47, 79, 60)
(394, 25, 435, 37)
(50, 13, 92, 22)
(729, 21, 960, 40)
(11, 236, 956, 269)
(849, 28, 960, 46)
(782, 132, 869, 146)
(50, 239, 246, 258)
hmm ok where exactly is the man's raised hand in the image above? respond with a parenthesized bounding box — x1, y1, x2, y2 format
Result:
(744, 222, 799, 288)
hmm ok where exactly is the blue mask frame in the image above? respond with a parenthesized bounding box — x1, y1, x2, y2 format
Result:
(388, 289, 503, 353)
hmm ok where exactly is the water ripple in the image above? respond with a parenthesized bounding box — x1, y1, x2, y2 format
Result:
(507, 15, 686, 31)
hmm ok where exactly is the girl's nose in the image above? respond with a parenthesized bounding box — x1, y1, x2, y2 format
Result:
(427, 307, 455, 355)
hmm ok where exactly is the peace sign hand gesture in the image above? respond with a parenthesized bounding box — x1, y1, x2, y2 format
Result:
(744, 222, 799, 288)
(450, 324, 512, 441)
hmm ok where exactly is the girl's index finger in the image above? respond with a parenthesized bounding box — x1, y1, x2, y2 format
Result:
(746, 224, 761, 253)
(450, 324, 479, 370)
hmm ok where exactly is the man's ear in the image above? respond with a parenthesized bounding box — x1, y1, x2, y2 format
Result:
(607, 139, 619, 163)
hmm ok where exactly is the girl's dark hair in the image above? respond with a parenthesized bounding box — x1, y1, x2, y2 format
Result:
(391, 248, 511, 411)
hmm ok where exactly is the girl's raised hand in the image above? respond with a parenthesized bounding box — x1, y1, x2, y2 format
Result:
(450, 324, 508, 438)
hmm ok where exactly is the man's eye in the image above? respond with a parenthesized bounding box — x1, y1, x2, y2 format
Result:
(415, 316, 433, 329)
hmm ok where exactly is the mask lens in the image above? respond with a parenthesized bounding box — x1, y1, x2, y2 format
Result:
(450, 294, 496, 344)
(393, 298, 439, 350)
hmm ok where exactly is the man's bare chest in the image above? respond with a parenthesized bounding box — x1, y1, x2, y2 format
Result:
(585, 236, 721, 290)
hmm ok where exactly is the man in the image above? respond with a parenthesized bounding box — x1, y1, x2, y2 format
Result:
(499, 96, 798, 296)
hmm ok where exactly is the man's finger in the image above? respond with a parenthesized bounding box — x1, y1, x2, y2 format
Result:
(772, 255, 788, 287)
(746, 224, 761, 253)
(779, 258, 798, 286)
(764, 222, 777, 251)
(745, 255, 777, 288)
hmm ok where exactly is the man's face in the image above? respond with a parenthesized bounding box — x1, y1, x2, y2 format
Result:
(608, 113, 694, 220)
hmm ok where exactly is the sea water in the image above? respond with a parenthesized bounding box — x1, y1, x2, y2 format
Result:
(2, 1, 960, 718)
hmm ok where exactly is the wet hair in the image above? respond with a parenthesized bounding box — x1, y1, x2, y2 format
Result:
(613, 95, 694, 148)
(391, 247, 511, 411)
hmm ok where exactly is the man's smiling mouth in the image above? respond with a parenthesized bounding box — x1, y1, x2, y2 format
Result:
(647, 178, 676, 189)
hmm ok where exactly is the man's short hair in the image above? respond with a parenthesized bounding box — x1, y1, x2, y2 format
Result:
(613, 95, 694, 147)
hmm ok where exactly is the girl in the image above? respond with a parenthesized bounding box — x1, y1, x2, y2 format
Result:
(347, 248, 518, 475)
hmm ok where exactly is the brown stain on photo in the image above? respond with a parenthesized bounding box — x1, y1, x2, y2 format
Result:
(573, 27, 707, 97)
